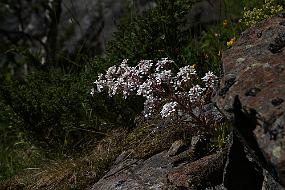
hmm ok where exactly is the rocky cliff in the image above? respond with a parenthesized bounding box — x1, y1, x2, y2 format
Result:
(216, 13, 285, 187)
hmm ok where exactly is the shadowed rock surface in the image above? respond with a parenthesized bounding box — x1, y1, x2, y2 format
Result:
(215, 14, 285, 187)
(59, 0, 156, 55)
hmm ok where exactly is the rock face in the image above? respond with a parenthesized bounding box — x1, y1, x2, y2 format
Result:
(0, 0, 155, 59)
(59, 0, 156, 55)
(90, 138, 226, 190)
(90, 151, 172, 190)
(185, 0, 225, 32)
(215, 14, 285, 186)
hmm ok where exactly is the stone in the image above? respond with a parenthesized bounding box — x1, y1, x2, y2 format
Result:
(90, 138, 224, 189)
(222, 129, 285, 190)
(215, 15, 285, 187)
(185, 0, 226, 34)
(167, 140, 187, 157)
(0, 0, 155, 60)
(89, 151, 171, 190)
(168, 151, 226, 189)
(268, 32, 285, 54)
(262, 170, 285, 190)
(218, 76, 236, 97)
(59, 0, 155, 55)
(245, 87, 261, 97)
(271, 98, 284, 107)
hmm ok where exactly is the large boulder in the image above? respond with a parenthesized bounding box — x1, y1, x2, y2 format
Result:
(89, 137, 226, 190)
(215, 14, 285, 186)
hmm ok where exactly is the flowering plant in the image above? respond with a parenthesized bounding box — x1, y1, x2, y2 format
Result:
(91, 58, 218, 126)
(239, 0, 283, 27)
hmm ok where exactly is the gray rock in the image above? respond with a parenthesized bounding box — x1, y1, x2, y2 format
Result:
(262, 170, 285, 190)
(215, 15, 285, 187)
(89, 151, 172, 190)
(90, 139, 227, 190)
(184, 0, 225, 32)
(167, 140, 186, 157)
(0, 0, 155, 60)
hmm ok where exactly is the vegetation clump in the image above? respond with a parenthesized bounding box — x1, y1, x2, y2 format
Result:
(240, 0, 283, 27)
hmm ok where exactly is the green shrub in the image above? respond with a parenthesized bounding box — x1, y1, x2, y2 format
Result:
(0, 99, 43, 180)
(105, 0, 194, 68)
(0, 63, 145, 152)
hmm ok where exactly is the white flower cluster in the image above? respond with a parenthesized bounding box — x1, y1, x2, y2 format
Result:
(201, 71, 218, 88)
(93, 59, 142, 98)
(92, 58, 218, 121)
(188, 85, 205, 103)
(160, 102, 178, 118)
(137, 60, 153, 75)
(155, 58, 174, 72)
(176, 65, 196, 87)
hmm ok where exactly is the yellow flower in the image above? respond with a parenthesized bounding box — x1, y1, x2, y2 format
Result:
(192, 64, 197, 69)
(227, 41, 233, 46)
(223, 19, 228, 28)
(227, 37, 236, 46)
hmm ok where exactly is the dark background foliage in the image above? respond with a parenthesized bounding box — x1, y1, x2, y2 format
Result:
(0, 0, 247, 180)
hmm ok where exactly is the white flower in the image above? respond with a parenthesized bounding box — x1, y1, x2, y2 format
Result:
(137, 60, 153, 75)
(137, 79, 153, 97)
(201, 71, 218, 88)
(94, 73, 106, 92)
(153, 70, 172, 85)
(176, 65, 197, 86)
(188, 85, 205, 103)
(155, 58, 174, 72)
(90, 88, 95, 96)
(92, 58, 218, 121)
(160, 101, 178, 118)
(108, 80, 120, 97)
(106, 65, 117, 77)
(143, 96, 160, 117)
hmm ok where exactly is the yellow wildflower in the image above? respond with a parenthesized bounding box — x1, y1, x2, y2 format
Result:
(227, 37, 236, 46)
(223, 19, 228, 28)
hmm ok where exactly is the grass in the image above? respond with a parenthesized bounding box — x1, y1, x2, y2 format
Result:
(0, 116, 196, 190)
